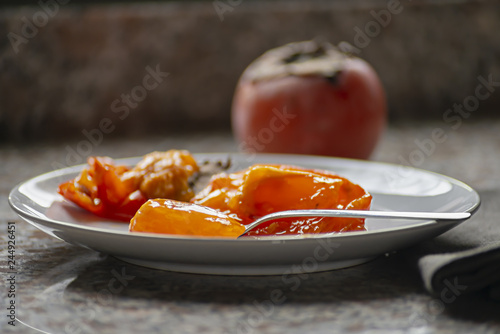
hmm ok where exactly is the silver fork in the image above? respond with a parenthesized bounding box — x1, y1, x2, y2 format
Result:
(239, 210, 471, 237)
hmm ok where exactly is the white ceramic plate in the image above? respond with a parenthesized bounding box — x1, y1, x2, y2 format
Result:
(9, 153, 480, 275)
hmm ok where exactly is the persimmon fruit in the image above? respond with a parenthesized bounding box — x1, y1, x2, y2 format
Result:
(231, 40, 387, 159)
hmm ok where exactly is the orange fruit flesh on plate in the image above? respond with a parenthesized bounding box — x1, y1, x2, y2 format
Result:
(229, 165, 370, 235)
(192, 165, 371, 236)
(130, 199, 245, 238)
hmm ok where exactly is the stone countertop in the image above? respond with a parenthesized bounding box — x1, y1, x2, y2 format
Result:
(2, 120, 500, 334)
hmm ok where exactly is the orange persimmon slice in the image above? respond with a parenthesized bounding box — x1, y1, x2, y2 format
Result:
(130, 199, 245, 238)
(192, 164, 371, 236)
(58, 150, 198, 222)
(58, 157, 147, 221)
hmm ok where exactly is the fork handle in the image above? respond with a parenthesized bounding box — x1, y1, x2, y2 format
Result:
(242, 209, 471, 236)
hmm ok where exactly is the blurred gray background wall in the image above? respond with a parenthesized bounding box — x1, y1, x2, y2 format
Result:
(1, 0, 499, 141)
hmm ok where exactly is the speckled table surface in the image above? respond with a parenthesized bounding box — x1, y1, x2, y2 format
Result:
(1, 120, 500, 334)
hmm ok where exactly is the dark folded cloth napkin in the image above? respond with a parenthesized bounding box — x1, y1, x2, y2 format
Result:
(419, 241, 500, 301)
